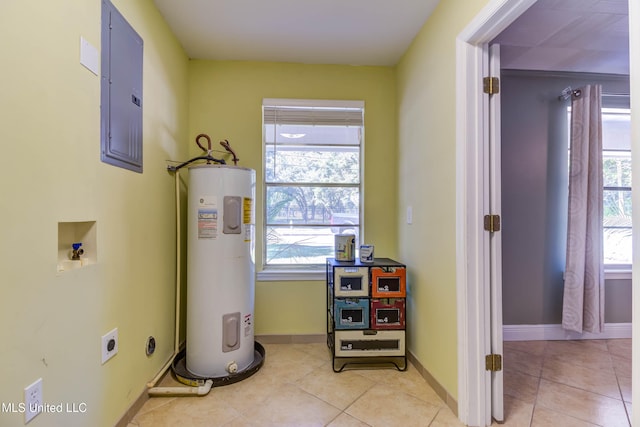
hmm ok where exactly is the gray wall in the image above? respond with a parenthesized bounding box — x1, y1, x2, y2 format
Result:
(501, 70, 631, 325)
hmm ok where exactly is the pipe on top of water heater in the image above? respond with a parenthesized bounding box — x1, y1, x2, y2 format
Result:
(219, 139, 239, 165)
(167, 134, 241, 172)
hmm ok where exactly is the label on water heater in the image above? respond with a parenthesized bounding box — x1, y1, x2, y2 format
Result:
(243, 198, 253, 242)
(198, 209, 218, 239)
(198, 196, 218, 239)
(244, 313, 252, 337)
(243, 198, 252, 224)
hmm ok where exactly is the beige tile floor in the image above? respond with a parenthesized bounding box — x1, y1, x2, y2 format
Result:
(128, 339, 631, 427)
(502, 338, 632, 427)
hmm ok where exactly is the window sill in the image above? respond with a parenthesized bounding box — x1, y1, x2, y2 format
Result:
(258, 268, 632, 282)
(257, 268, 326, 282)
(604, 269, 632, 280)
(563, 269, 631, 280)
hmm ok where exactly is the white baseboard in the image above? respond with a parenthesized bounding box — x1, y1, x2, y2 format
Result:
(503, 323, 632, 341)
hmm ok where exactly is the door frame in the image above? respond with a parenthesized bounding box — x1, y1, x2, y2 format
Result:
(488, 43, 504, 423)
(457, 1, 640, 426)
(455, 1, 537, 425)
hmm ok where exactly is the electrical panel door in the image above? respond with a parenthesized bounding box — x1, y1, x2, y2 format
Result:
(101, 0, 143, 173)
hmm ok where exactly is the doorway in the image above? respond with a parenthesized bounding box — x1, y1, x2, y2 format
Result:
(493, 1, 632, 423)
(455, 0, 637, 426)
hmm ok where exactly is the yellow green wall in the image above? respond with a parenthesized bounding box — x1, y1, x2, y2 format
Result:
(188, 60, 398, 335)
(0, 1, 189, 426)
(0, 0, 542, 422)
(396, 0, 490, 399)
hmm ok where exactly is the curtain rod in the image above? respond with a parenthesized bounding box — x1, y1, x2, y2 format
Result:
(558, 87, 579, 101)
(558, 86, 629, 101)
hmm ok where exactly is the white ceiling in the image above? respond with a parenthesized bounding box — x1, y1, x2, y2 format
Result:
(493, 0, 629, 74)
(153, 0, 441, 66)
(153, 0, 629, 73)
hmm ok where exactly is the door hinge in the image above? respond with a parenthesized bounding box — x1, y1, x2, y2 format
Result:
(484, 214, 501, 232)
(485, 354, 502, 371)
(483, 76, 500, 95)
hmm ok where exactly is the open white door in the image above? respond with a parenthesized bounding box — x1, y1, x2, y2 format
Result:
(456, 2, 537, 425)
(488, 42, 504, 423)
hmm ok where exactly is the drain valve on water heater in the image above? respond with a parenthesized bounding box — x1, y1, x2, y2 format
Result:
(226, 361, 238, 374)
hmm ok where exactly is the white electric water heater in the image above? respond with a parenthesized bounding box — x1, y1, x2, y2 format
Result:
(186, 165, 256, 378)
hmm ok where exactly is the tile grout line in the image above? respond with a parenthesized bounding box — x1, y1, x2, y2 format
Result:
(288, 362, 374, 426)
(509, 339, 631, 427)
(608, 340, 633, 427)
(327, 369, 379, 426)
(527, 340, 546, 427)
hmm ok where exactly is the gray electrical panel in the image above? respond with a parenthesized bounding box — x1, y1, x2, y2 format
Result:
(101, 0, 143, 173)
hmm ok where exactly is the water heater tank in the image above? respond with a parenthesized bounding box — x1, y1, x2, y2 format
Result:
(186, 165, 256, 378)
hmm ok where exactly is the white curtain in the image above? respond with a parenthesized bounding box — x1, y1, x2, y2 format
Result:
(562, 85, 604, 334)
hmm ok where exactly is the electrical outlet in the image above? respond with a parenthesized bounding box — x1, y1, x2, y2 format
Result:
(24, 378, 43, 424)
(101, 328, 118, 364)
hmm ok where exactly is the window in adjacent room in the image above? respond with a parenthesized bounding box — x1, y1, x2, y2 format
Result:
(262, 99, 364, 269)
(601, 107, 631, 266)
(569, 105, 632, 267)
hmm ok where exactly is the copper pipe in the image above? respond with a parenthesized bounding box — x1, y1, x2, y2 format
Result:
(220, 139, 239, 165)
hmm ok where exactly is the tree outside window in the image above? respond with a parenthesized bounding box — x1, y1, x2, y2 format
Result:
(263, 100, 363, 267)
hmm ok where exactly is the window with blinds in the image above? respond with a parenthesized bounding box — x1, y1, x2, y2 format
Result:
(262, 99, 364, 267)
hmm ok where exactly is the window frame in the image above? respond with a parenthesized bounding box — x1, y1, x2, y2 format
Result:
(259, 98, 365, 280)
(566, 104, 632, 276)
(601, 106, 632, 274)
